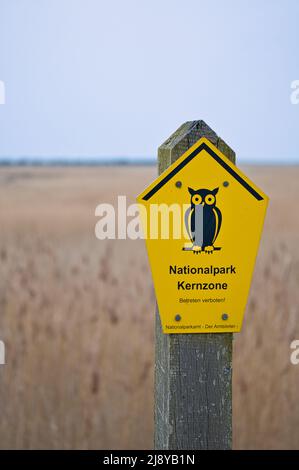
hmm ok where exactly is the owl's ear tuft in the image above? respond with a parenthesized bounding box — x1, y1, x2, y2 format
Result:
(212, 187, 219, 195)
(188, 187, 195, 195)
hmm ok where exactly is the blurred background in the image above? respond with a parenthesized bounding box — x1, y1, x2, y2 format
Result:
(0, 0, 299, 449)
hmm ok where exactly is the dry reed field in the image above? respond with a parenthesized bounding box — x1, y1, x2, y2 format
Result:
(0, 165, 299, 449)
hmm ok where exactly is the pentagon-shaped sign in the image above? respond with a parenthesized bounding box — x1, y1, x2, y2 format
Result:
(137, 137, 269, 333)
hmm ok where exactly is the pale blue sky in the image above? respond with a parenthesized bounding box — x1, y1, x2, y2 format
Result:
(0, 0, 298, 162)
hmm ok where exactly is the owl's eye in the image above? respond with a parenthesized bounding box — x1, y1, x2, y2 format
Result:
(205, 194, 215, 205)
(192, 194, 202, 205)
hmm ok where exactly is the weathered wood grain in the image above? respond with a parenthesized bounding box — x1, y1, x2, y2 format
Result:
(154, 120, 235, 450)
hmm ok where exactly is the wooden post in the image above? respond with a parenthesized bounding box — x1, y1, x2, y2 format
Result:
(154, 120, 235, 450)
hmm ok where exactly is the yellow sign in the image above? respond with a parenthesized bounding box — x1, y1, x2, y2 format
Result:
(137, 138, 269, 333)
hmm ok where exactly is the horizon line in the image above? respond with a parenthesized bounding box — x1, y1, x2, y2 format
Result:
(0, 156, 298, 167)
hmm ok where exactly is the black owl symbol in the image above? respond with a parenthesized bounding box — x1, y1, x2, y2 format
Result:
(184, 187, 222, 254)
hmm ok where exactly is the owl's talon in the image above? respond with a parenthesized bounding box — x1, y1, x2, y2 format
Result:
(204, 246, 214, 254)
(192, 245, 202, 253)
